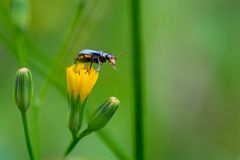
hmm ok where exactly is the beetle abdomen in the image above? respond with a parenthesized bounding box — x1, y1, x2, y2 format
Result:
(80, 49, 101, 55)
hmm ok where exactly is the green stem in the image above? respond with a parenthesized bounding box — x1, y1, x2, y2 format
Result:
(64, 129, 90, 158)
(16, 30, 27, 66)
(39, 0, 85, 100)
(0, 33, 16, 53)
(86, 107, 130, 160)
(129, 0, 145, 159)
(21, 111, 35, 160)
(97, 130, 130, 160)
(31, 103, 40, 160)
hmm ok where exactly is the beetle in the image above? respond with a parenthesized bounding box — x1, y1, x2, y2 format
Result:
(74, 49, 117, 71)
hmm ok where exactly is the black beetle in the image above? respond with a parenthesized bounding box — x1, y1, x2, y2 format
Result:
(75, 49, 117, 71)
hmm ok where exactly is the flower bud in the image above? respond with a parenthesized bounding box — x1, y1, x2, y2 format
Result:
(14, 67, 33, 112)
(87, 97, 119, 132)
(10, 0, 31, 30)
(68, 95, 83, 137)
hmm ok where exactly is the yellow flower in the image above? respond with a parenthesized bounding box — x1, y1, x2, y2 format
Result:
(66, 63, 99, 136)
(66, 63, 99, 103)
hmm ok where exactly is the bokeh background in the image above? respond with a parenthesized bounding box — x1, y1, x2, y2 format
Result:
(1, 0, 240, 159)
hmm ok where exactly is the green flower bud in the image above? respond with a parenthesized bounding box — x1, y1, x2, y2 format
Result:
(68, 95, 84, 137)
(10, 0, 31, 30)
(87, 97, 119, 132)
(14, 67, 33, 112)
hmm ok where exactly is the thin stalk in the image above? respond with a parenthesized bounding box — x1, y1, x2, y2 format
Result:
(129, 0, 145, 159)
(39, 1, 85, 100)
(64, 129, 90, 158)
(15, 29, 41, 159)
(86, 109, 130, 160)
(71, 0, 113, 51)
(31, 103, 40, 160)
(21, 111, 35, 160)
(16, 30, 27, 66)
(97, 130, 130, 160)
(0, 33, 16, 53)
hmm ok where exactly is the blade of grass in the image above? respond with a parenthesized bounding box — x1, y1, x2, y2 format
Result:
(15, 31, 27, 66)
(0, 32, 16, 53)
(97, 130, 130, 160)
(0, 36, 64, 95)
(0, 31, 53, 66)
(70, 0, 111, 50)
(0, 3, 13, 31)
(129, 0, 145, 159)
(39, 0, 86, 100)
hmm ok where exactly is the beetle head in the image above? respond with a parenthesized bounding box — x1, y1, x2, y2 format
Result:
(106, 54, 116, 65)
(106, 54, 117, 70)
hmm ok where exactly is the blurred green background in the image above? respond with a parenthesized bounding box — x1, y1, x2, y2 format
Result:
(1, 0, 240, 159)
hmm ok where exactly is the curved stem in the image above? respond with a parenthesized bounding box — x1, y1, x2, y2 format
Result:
(21, 111, 35, 160)
(85, 109, 130, 160)
(64, 129, 90, 158)
(97, 130, 130, 160)
(39, 0, 85, 100)
(16, 31, 27, 66)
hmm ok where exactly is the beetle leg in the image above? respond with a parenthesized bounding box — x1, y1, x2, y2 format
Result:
(90, 61, 93, 69)
(97, 58, 101, 72)
(84, 61, 92, 74)
(73, 62, 78, 73)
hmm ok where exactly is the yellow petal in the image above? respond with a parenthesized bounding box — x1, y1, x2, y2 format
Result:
(66, 63, 99, 102)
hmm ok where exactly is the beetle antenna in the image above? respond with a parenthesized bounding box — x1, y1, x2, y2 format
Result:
(112, 65, 119, 71)
(117, 50, 129, 58)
